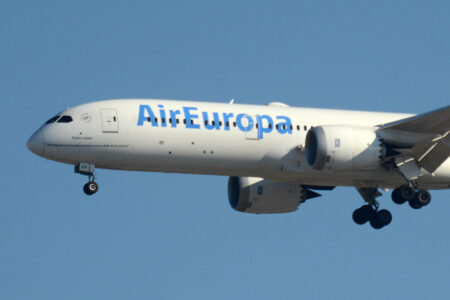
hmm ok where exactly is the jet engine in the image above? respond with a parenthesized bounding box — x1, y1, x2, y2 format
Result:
(227, 177, 320, 214)
(305, 125, 385, 171)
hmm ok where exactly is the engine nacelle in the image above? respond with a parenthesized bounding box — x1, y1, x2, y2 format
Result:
(305, 125, 385, 171)
(227, 177, 315, 214)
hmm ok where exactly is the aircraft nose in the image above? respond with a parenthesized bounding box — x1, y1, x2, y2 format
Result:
(27, 130, 44, 157)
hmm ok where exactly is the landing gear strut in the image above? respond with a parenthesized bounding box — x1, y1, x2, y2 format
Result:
(353, 188, 392, 229)
(75, 163, 99, 196)
(391, 185, 431, 209)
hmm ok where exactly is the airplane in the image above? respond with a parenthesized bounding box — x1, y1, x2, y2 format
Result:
(27, 99, 450, 229)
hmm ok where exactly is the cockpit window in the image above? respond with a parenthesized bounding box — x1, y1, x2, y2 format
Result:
(57, 115, 73, 123)
(45, 116, 60, 124)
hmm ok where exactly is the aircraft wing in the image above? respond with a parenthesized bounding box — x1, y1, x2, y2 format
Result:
(377, 105, 450, 174)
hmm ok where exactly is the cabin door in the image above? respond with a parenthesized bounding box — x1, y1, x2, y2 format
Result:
(101, 109, 119, 133)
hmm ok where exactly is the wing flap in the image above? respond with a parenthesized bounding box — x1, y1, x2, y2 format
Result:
(415, 134, 450, 173)
(377, 105, 450, 176)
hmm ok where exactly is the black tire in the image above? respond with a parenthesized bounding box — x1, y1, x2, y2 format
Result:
(408, 197, 422, 209)
(352, 208, 366, 225)
(377, 209, 392, 227)
(352, 205, 375, 225)
(83, 181, 98, 195)
(414, 190, 431, 207)
(370, 215, 383, 230)
(391, 188, 407, 205)
(83, 183, 92, 195)
(399, 185, 415, 201)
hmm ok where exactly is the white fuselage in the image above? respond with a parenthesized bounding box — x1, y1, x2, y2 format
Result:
(29, 99, 450, 189)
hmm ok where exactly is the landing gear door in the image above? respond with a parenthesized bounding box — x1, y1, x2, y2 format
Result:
(101, 109, 119, 133)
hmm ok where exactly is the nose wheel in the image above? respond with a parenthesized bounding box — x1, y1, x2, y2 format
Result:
(75, 163, 99, 196)
(83, 178, 99, 196)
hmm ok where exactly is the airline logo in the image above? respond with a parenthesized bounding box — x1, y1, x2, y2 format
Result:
(137, 104, 292, 139)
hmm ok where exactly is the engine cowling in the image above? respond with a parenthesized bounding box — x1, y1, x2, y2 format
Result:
(305, 125, 385, 171)
(228, 177, 315, 214)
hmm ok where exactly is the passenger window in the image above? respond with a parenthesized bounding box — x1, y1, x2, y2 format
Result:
(57, 115, 73, 123)
(45, 116, 60, 124)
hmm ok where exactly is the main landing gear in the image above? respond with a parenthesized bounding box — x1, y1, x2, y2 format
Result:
(353, 187, 392, 229)
(75, 163, 99, 196)
(353, 203, 392, 229)
(352, 185, 432, 229)
(391, 185, 431, 209)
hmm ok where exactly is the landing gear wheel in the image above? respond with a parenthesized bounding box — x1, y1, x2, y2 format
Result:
(369, 216, 383, 230)
(83, 181, 99, 195)
(392, 187, 407, 205)
(414, 190, 431, 207)
(377, 209, 392, 227)
(352, 208, 365, 225)
(369, 209, 392, 229)
(408, 198, 422, 209)
(352, 205, 375, 225)
(399, 185, 415, 201)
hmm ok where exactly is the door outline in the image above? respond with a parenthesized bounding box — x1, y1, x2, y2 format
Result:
(101, 109, 119, 133)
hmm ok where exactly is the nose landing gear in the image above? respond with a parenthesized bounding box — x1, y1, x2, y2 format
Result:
(75, 163, 99, 196)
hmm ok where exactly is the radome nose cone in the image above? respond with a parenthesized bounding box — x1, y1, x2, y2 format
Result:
(27, 130, 44, 156)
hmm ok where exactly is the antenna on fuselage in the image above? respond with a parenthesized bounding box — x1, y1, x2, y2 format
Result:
(229, 98, 235, 104)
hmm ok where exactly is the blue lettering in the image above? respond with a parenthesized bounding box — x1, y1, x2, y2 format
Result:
(202, 112, 220, 130)
(276, 116, 292, 134)
(256, 115, 273, 139)
(137, 105, 157, 126)
(236, 114, 254, 132)
(138, 104, 293, 138)
(158, 105, 167, 127)
(183, 107, 200, 129)
(169, 109, 181, 128)
(222, 113, 234, 131)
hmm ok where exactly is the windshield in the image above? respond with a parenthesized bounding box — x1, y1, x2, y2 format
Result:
(45, 116, 60, 124)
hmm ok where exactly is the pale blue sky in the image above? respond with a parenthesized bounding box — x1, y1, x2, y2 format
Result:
(1, 1, 449, 299)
